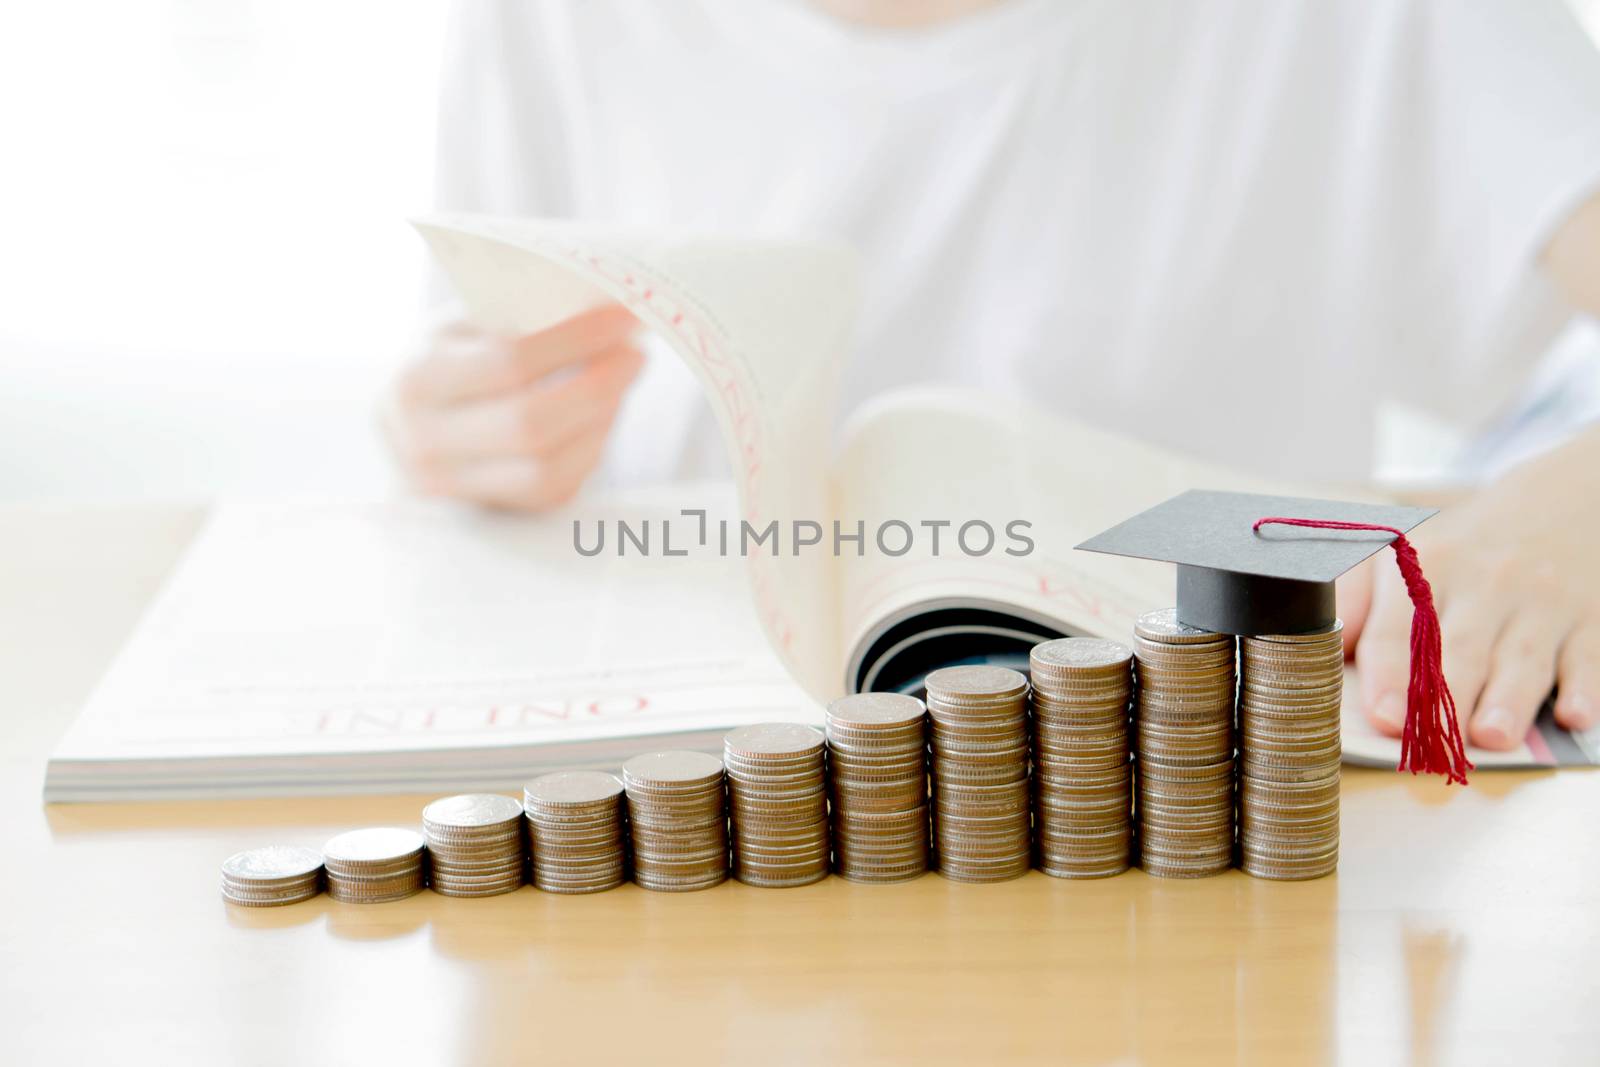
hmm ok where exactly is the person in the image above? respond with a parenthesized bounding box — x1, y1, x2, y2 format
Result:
(382, 0, 1600, 753)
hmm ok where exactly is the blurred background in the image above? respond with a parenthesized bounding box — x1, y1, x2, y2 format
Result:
(2, 0, 1598, 502)
(0, 1, 445, 500)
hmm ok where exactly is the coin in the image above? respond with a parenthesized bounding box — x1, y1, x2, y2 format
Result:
(1135, 608, 1230, 645)
(825, 691, 927, 731)
(925, 665, 1029, 701)
(1131, 611, 1236, 879)
(524, 770, 626, 808)
(423, 793, 524, 830)
(321, 827, 426, 904)
(924, 667, 1030, 882)
(826, 692, 929, 884)
(522, 771, 627, 894)
(1236, 625, 1344, 880)
(219, 845, 324, 907)
(725, 722, 826, 760)
(418, 794, 526, 897)
(1029, 639, 1134, 692)
(622, 750, 726, 793)
(324, 826, 424, 864)
(723, 724, 830, 888)
(624, 750, 728, 892)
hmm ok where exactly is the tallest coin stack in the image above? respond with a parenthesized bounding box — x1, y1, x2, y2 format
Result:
(1237, 623, 1344, 880)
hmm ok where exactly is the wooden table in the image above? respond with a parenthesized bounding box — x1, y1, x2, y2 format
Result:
(3, 505, 1596, 1065)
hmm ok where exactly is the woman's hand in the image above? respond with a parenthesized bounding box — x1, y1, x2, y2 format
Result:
(1340, 424, 1600, 750)
(381, 304, 644, 512)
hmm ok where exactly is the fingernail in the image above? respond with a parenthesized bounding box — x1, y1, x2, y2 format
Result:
(1474, 706, 1518, 749)
(1562, 696, 1595, 732)
(1373, 692, 1406, 730)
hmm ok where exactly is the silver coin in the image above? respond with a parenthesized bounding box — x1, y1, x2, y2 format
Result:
(422, 793, 524, 829)
(622, 750, 725, 788)
(1031, 637, 1134, 672)
(323, 827, 425, 865)
(826, 691, 927, 730)
(924, 665, 1029, 699)
(221, 845, 324, 884)
(523, 770, 625, 808)
(724, 722, 826, 759)
(1134, 608, 1231, 644)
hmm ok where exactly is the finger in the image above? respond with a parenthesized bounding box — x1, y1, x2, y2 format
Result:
(1336, 558, 1376, 660)
(1471, 609, 1564, 750)
(1555, 622, 1600, 732)
(400, 304, 637, 407)
(497, 423, 612, 511)
(1436, 595, 1501, 741)
(433, 421, 614, 513)
(1355, 565, 1416, 737)
(397, 329, 515, 407)
(499, 303, 639, 386)
(412, 342, 643, 465)
(415, 456, 543, 508)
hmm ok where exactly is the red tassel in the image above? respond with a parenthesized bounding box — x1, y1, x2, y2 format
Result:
(1252, 516, 1473, 785)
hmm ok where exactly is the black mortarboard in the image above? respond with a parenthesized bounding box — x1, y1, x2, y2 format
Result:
(1075, 489, 1437, 636)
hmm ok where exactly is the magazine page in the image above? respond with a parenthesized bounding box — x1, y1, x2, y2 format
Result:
(416, 215, 860, 701)
(45, 487, 817, 800)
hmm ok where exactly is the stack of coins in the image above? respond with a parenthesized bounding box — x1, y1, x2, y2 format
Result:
(723, 723, 831, 888)
(1028, 638, 1134, 878)
(523, 771, 628, 894)
(1237, 622, 1343, 880)
(422, 794, 526, 897)
(622, 750, 728, 892)
(925, 665, 1032, 883)
(1133, 608, 1237, 878)
(322, 827, 427, 903)
(826, 692, 929, 883)
(219, 845, 324, 907)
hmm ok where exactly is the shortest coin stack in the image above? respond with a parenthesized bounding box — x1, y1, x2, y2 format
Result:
(423, 794, 527, 897)
(322, 827, 427, 903)
(623, 750, 729, 892)
(826, 692, 929, 884)
(220, 845, 324, 907)
(523, 771, 628, 894)
(724, 723, 831, 888)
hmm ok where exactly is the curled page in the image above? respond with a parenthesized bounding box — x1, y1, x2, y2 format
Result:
(416, 216, 860, 700)
(831, 386, 1271, 691)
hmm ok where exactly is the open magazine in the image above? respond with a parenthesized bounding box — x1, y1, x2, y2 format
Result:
(412, 215, 1286, 700)
(44, 218, 1591, 800)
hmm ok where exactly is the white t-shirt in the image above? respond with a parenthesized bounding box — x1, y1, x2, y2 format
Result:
(433, 0, 1600, 485)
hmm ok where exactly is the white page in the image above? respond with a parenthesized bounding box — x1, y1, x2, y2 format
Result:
(48, 488, 816, 776)
(415, 216, 858, 700)
(832, 387, 1286, 688)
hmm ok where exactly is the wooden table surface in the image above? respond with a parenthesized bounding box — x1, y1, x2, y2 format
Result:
(2, 504, 1596, 1066)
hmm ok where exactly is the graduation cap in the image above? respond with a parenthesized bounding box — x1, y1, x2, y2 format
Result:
(1077, 489, 1471, 784)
